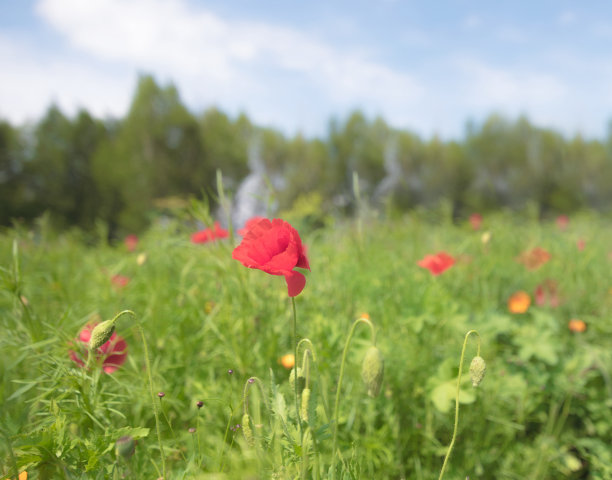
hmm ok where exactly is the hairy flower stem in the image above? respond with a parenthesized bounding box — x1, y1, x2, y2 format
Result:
(330, 316, 376, 478)
(292, 297, 303, 448)
(438, 329, 481, 480)
(138, 323, 166, 479)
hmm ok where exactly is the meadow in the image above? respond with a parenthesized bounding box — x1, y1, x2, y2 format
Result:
(1, 206, 612, 479)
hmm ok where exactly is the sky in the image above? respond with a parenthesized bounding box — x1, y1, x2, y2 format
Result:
(1, 0, 612, 139)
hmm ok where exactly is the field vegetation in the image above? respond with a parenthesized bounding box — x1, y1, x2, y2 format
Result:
(2, 203, 611, 479)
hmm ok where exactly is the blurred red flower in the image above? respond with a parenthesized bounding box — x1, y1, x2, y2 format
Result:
(232, 218, 310, 297)
(111, 274, 130, 289)
(70, 322, 128, 374)
(534, 279, 560, 308)
(556, 215, 569, 231)
(191, 222, 229, 244)
(576, 238, 586, 251)
(238, 216, 266, 236)
(469, 213, 482, 230)
(124, 234, 139, 252)
(417, 252, 455, 275)
(517, 247, 551, 270)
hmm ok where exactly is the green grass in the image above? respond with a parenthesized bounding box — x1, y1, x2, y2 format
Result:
(1, 210, 612, 479)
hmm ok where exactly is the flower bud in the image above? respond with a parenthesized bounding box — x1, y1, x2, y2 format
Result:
(289, 367, 304, 391)
(241, 413, 254, 446)
(469, 356, 486, 387)
(89, 319, 115, 350)
(361, 346, 384, 397)
(301, 388, 311, 423)
(115, 435, 135, 458)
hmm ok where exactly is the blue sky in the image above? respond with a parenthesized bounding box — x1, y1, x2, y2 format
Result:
(2, 0, 612, 139)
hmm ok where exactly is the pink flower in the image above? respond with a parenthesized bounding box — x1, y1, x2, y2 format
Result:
(191, 222, 229, 244)
(124, 234, 139, 252)
(111, 274, 130, 289)
(238, 216, 266, 236)
(469, 213, 482, 231)
(577, 239, 586, 251)
(418, 252, 455, 276)
(70, 322, 128, 374)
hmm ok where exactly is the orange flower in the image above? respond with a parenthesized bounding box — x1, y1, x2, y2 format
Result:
(568, 319, 586, 333)
(359, 312, 370, 320)
(508, 291, 531, 314)
(279, 354, 295, 369)
(517, 247, 551, 270)
(4, 471, 28, 480)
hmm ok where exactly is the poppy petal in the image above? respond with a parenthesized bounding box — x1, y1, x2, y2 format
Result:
(284, 271, 306, 297)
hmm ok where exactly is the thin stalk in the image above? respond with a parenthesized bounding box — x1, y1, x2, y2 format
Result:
(330, 316, 376, 478)
(138, 324, 166, 479)
(218, 405, 234, 472)
(292, 298, 303, 444)
(438, 329, 481, 480)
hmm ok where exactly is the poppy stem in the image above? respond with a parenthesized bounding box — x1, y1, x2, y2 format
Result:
(438, 329, 481, 480)
(137, 323, 166, 480)
(330, 316, 376, 479)
(291, 297, 303, 448)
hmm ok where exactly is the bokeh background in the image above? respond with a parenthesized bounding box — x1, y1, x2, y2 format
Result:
(2, 0, 612, 234)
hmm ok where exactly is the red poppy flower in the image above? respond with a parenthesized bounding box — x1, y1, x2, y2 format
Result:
(69, 322, 128, 374)
(124, 234, 139, 252)
(576, 239, 586, 251)
(191, 222, 229, 244)
(238, 216, 266, 236)
(469, 213, 482, 230)
(517, 247, 551, 270)
(232, 218, 310, 297)
(111, 274, 130, 289)
(534, 279, 560, 308)
(417, 252, 455, 275)
(556, 215, 569, 231)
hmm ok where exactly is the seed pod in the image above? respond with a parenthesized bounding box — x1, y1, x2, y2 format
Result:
(361, 346, 384, 397)
(288, 367, 304, 390)
(469, 356, 486, 387)
(89, 319, 115, 350)
(242, 413, 254, 446)
(115, 435, 135, 458)
(301, 388, 311, 423)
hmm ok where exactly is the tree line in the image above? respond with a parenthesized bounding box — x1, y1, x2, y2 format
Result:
(1, 74, 611, 236)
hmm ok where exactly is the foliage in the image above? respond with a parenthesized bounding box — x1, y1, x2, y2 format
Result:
(1, 210, 611, 478)
(2, 75, 612, 235)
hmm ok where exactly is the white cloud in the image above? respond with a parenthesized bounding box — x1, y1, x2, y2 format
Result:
(0, 34, 132, 123)
(34, 0, 424, 126)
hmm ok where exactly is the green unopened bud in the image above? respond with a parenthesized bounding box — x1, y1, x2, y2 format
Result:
(115, 435, 135, 458)
(242, 413, 254, 446)
(89, 319, 115, 350)
(469, 356, 486, 387)
(301, 388, 311, 423)
(361, 346, 384, 397)
(289, 367, 305, 391)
